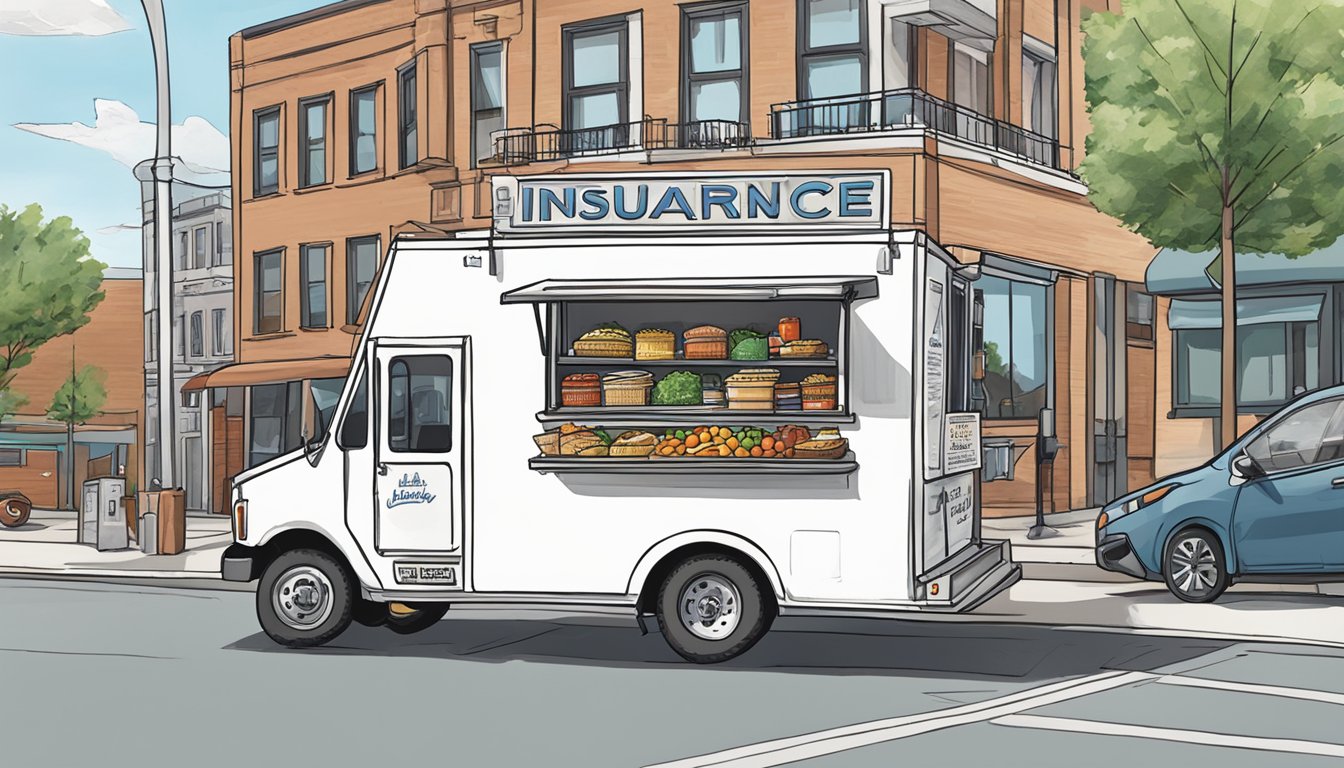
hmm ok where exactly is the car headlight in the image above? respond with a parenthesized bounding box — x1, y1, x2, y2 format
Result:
(1097, 484, 1177, 530)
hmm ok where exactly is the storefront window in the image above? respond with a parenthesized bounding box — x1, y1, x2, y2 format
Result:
(683, 2, 747, 124)
(975, 275, 1050, 419)
(1174, 320, 1321, 409)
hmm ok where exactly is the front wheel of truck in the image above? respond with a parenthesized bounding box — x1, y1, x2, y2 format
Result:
(257, 548, 354, 648)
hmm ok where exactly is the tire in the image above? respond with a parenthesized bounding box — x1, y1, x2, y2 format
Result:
(385, 603, 449, 635)
(352, 598, 389, 628)
(0, 496, 31, 528)
(256, 548, 354, 648)
(1163, 528, 1229, 603)
(656, 555, 774, 664)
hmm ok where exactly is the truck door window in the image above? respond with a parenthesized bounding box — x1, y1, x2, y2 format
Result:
(387, 355, 453, 453)
(338, 372, 368, 450)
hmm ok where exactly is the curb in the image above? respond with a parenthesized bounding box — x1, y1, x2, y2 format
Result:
(0, 569, 252, 592)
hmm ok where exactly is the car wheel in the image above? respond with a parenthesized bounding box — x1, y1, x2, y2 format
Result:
(656, 555, 774, 664)
(385, 603, 449, 635)
(1163, 529, 1229, 603)
(256, 548, 354, 648)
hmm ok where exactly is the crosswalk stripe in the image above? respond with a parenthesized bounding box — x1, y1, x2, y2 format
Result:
(994, 714, 1344, 758)
(1156, 674, 1344, 706)
(643, 670, 1154, 768)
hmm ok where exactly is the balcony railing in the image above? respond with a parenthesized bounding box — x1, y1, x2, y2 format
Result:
(770, 88, 1060, 170)
(492, 118, 750, 165)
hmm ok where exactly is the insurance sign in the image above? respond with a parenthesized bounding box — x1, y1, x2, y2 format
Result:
(493, 171, 889, 233)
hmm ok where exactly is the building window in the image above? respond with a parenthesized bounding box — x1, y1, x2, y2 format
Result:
(350, 84, 379, 175)
(212, 220, 228, 266)
(563, 18, 629, 148)
(212, 308, 228, 356)
(1126, 288, 1155, 341)
(798, 0, 866, 101)
(0, 449, 23, 467)
(249, 382, 302, 467)
(884, 19, 917, 90)
(300, 243, 328, 329)
(1172, 297, 1323, 410)
(253, 106, 281, 196)
(952, 41, 992, 116)
(176, 231, 188, 270)
(1022, 46, 1057, 138)
(682, 2, 748, 125)
(346, 236, 379, 325)
(254, 248, 284, 335)
(176, 314, 185, 357)
(190, 311, 203, 358)
(387, 356, 453, 452)
(398, 63, 418, 169)
(193, 225, 207, 269)
(471, 43, 505, 167)
(299, 95, 329, 187)
(975, 274, 1051, 419)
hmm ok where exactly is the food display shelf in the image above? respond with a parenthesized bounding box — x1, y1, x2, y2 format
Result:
(529, 452, 858, 475)
(536, 408, 857, 428)
(555, 356, 838, 368)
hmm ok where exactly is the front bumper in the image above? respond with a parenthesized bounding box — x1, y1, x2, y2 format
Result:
(1096, 533, 1152, 580)
(221, 543, 259, 582)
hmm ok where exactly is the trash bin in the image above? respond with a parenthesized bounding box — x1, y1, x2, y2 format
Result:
(157, 488, 186, 556)
(82, 477, 128, 551)
(137, 491, 161, 554)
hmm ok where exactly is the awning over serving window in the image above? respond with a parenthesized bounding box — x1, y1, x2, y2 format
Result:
(500, 277, 880, 304)
(1167, 296, 1325, 330)
(182, 357, 352, 392)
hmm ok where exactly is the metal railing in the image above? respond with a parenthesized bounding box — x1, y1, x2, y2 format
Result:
(491, 118, 750, 165)
(770, 88, 1060, 169)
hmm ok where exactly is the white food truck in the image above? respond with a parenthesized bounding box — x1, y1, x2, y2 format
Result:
(222, 171, 1019, 663)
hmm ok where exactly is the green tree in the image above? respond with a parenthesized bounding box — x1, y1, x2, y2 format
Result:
(0, 205, 108, 423)
(0, 391, 28, 424)
(47, 361, 108, 511)
(1080, 0, 1344, 448)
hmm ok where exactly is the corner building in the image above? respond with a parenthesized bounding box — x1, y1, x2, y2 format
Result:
(226, 0, 1161, 516)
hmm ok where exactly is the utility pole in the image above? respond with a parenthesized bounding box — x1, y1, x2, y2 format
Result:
(65, 347, 76, 511)
(141, 0, 175, 488)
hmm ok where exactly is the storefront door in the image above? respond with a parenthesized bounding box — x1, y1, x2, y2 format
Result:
(1091, 274, 1128, 506)
(373, 338, 468, 554)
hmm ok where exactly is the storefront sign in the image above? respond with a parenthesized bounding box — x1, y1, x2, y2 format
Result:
(924, 279, 946, 474)
(922, 473, 976, 572)
(494, 172, 889, 233)
(943, 413, 982, 474)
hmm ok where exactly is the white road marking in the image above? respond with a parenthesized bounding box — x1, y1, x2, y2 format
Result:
(994, 714, 1344, 759)
(643, 670, 1154, 768)
(1156, 674, 1344, 707)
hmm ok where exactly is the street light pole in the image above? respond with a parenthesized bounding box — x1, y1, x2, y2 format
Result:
(141, 0, 175, 488)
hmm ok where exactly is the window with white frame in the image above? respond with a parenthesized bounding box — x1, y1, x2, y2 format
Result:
(212, 308, 228, 356)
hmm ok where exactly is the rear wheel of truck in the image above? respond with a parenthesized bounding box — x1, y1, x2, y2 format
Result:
(656, 555, 774, 664)
(385, 603, 450, 635)
(257, 549, 354, 648)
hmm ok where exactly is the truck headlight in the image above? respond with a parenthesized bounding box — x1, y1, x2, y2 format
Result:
(1098, 484, 1177, 530)
(232, 499, 247, 541)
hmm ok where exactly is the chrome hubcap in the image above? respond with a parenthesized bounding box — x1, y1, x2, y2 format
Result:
(679, 574, 741, 641)
(273, 566, 334, 630)
(1170, 537, 1218, 596)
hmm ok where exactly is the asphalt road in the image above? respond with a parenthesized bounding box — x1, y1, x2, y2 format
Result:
(3, 577, 1344, 767)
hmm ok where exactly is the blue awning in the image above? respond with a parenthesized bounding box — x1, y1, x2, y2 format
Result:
(1168, 295, 1325, 329)
(1146, 243, 1344, 296)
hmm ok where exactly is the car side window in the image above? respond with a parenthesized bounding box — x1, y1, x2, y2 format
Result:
(1246, 399, 1344, 473)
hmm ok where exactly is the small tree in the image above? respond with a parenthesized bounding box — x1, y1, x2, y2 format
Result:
(48, 361, 108, 510)
(1081, 0, 1344, 448)
(0, 205, 107, 421)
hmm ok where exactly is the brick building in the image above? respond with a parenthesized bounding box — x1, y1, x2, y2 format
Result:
(216, 0, 1208, 516)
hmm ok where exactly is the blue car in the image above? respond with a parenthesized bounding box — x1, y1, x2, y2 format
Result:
(1097, 384, 1344, 602)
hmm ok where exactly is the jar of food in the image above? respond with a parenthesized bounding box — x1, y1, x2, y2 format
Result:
(778, 317, 801, 343)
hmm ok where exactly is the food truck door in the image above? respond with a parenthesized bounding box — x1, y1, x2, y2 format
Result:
(372, 338, 468, 554)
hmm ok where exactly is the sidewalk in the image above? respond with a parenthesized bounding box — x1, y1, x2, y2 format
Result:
(0, 510, 231, 579)
(983, 508, 1114, 582)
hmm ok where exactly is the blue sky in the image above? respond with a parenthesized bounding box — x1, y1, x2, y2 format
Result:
(0, 0, 329, 267)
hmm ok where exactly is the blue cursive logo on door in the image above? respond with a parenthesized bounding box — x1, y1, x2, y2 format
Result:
(387, 472, 437, 508)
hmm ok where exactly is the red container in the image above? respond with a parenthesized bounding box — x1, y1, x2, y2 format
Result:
(561, 373, 601, 407)
(778, 317, 801, 343)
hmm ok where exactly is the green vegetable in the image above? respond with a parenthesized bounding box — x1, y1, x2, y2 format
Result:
(593, 430, 612, 445)
(653, 371, 703, 406)
(675, 429, 686, 440)
(729, 328, 768, 361)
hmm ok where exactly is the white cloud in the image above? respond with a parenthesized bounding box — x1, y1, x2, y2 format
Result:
(0, 0, 131, 36)
(14, 99, 230, 187)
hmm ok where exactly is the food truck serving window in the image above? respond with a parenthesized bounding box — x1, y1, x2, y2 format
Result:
(503, 277, 875, 475)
